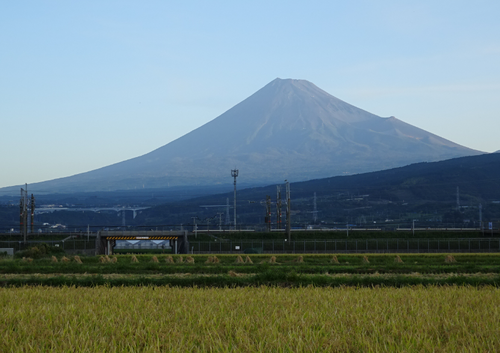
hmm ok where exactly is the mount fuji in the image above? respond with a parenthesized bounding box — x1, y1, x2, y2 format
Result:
(0, 78, 482, 194)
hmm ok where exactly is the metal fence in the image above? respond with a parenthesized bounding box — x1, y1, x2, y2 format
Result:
(3, 237, 500, 255)
(0, 239, 96, 255)
(190, 238, 500, 254)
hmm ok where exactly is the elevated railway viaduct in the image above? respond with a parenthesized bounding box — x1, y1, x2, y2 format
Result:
(97, 230, 189, 255)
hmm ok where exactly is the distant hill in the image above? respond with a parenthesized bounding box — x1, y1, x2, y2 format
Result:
(137, 153, 500, 226)
(0, 78, 482, 195)
(3, 153, 497, 229)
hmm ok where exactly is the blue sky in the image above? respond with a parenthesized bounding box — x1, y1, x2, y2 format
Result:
(1, 1, 499, 188)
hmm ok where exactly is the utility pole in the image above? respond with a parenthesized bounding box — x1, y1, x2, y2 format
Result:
(192, 217, 198, 238)
(313, 192, 318, 223)
(285, 180, 291, 241)
(231, 169, 238, 230)
(30, 194, 35, 233)
(217, 213, 223, 231)
(225, 198, 230, 226)
(479, 203, 483, 235)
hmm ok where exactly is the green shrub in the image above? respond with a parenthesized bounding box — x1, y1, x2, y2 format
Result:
(15, 243, 64, 259)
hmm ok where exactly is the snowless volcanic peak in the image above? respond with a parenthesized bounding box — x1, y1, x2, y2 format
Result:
(0, 78, 483, 194)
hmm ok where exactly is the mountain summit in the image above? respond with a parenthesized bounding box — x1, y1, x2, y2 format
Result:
(1, 78, 482, 194)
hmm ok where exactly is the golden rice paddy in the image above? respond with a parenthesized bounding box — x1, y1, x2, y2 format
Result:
(1, 285, 499, 352)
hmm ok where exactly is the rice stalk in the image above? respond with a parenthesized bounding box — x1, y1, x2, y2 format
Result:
(51, 256, 58, 263)
(235, 255, 244, 264)
(152, 256, 159, 263)
(245, 256, 253, 264)
(61, 256, 70, 263)
(394, 255, 403, 263)
(131, 255, 139, 263)
(362, 256, 370, 264)
(165, 256, 174, 264)
(331, 256, 339, 264)
(186, 256, 195, 264)
(74, 256, 82, 264)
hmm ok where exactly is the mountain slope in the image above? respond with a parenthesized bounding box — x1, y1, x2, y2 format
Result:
(0, 78, 482, 194)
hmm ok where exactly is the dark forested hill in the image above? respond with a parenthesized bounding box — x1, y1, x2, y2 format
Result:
(136, 153, 500, 227)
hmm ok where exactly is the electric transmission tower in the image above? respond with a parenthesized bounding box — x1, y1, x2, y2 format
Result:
(20, 186, 28, 242)
(265, 195, 272, 232)
(19, 184, 34, 242)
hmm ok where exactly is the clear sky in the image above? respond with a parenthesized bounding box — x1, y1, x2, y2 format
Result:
(1, 1, 499, 189)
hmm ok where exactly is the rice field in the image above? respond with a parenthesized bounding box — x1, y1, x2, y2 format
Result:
(2, 253, 500, 287)
(1, 285, 499, 352)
